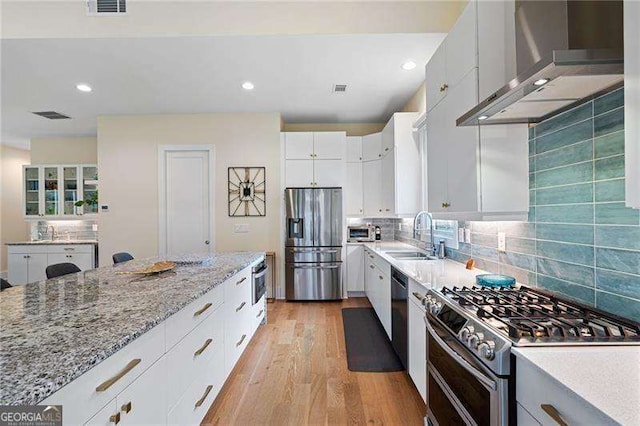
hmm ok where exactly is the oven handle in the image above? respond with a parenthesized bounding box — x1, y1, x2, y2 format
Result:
(253, 266, 268, 280)
(425, 316, 497, 391)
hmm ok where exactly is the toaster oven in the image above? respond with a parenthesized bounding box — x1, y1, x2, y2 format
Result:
(347, 225, 375, 242)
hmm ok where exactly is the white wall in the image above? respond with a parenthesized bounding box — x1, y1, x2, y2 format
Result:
(0, 145, 31, 276)
(97, 112, 282, 278)
(30, 136, 97, 164)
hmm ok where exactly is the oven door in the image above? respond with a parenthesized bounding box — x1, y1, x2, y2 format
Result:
(252, 263, 268, 305)
(425, 314, 509, 426)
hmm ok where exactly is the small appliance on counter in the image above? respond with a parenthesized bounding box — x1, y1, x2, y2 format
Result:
(347, 225, 375, 242)
(374, 226, 381, 241)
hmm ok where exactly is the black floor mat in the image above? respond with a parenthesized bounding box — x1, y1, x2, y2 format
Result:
(342, 307, 404, 372)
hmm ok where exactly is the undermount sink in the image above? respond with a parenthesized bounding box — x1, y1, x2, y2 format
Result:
(385, 251, 438, 261)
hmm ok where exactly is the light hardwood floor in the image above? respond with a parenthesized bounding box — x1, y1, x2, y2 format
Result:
(202, 298, 426, 425)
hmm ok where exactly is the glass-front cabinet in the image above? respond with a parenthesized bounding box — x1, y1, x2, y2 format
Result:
(23, 164, 98, 218)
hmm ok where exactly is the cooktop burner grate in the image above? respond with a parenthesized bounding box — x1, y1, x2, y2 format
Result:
(441, 286, 640, 343)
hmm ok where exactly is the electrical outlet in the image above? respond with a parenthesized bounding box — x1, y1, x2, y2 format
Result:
(234, 224, 249, 233)
(498, 232, 506, 252)
(458, 228, 465, 242)
(464, 228, 471, 243)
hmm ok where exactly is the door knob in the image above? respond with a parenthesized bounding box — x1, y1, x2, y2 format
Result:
(205, 240, 210, 245)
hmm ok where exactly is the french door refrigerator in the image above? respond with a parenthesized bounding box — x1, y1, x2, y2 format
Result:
(285, 187, 343, 300)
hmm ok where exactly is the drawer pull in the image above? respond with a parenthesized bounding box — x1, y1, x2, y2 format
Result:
(236, 334, 247, 347)
(541, 404, 568, 426)
(236, 302, 246, 312)
(63, 247, 75, 251)
(412, 292, 423, 301)
(109, 413, 121, 424)
(194, 338, 213, 357)
(195, 385, 213, 408)
(256, 309, 264, 318)
(194, 302, 212, 317)
(121, 401, 132, 414)
(96, 358, 141, 392)
(236, 277, 247, 286)
(379, 275, 384, 280)
(369, 265, 375, 269)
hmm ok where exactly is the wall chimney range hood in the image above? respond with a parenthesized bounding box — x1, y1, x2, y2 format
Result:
(457, 0, 623, 127)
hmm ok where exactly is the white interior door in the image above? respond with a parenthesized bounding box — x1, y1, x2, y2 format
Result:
(160, 147, 214, 256)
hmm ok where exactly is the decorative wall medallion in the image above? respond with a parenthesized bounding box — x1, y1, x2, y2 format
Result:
(228, 167, 266, 216)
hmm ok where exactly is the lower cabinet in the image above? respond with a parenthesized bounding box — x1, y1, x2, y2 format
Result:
(363, 248, 391, 338)
(43, 261, 264, 426)
(7, 244, 97, 285)
(346, 245, 364, 292)
(7, 252, 47, 285)
(407, 282, 426, 403)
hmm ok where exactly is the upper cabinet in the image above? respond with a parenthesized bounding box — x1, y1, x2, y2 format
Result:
(625, 0, 640, 209)
(284, 131, 345, 160)
(346, 136, 363, 162)
(425, 1, 478, 114)
(362, 132, 382, 161)
(23, 164, 98, 219)
(424, 0, 528, 220)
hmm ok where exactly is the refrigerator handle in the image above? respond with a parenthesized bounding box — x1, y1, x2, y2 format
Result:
(288, 218, 304, 238)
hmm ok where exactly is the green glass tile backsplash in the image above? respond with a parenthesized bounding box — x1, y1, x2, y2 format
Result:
(443, 87, 640, 322)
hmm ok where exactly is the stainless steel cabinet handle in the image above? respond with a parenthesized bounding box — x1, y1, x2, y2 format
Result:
(236, 334, 247, 347)
(194, 338, 213, 357)
(256, 309, 264, 318)
(63, 247, 75, 251)
(236, 302, 246, 312)
(195, 385, 213, 408)
(236, 277, 247, 285)
(96, 359, 142, 392)
(194, 302, 212, 317)
(412, 292, 423, 301)
(541, 404, 569, 426)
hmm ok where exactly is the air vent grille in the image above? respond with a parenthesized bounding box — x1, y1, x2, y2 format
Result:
(32, 111, 71, 120)
(87, 0, 127, 14)
(333, 84, 347, 93)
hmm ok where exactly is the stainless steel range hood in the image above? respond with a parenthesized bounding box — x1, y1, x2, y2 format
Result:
(457, 0, 623, 127)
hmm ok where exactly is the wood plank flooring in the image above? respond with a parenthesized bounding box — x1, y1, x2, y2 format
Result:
(202, 298, 426, 425)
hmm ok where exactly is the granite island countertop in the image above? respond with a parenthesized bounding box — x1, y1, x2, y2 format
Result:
(0, 251, 264, 406)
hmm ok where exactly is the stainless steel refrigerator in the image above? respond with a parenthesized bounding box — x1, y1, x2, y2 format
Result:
(285, 187, 343, 300)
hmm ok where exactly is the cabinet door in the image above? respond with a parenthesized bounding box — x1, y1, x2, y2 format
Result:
(445, 69, 481, 213)
(49, 253, 93, 272)
(346, 245, 364, 292)
(426, 105, 449, 213)
(381, 150, 396, 216)
(7, 253, 28, 285)
(408, 298, 426, 403)
(314, 160, 344, 187)
(365, 257, 375, 306)
(445, 1, 478, 91)
(27, 253, 48, 283)
(314, 132, 345, 160)
(284, 132, 314, 160)
(362, 160, 382, 216)
(346, 162, 363, 216)
(43, 166, 60, 216)
(24, 166, 42, 217)
(117, 357, 167, 426)
(285, 160, 314, 187)
(62, 166, 80, 216)
(425, 42, 447, 113)
(346, 136, 363, 162)
(381, 119, 394, 155)
(81, 165, 99, 215)
(85, 398, 118, 426)
(362, 132, 382, 161)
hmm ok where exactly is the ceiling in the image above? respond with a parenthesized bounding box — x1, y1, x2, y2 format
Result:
(1, 33, 445, 148)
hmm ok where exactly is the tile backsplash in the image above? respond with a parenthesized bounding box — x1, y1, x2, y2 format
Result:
(347, 218, 396, 241)
(441, 87, 639, 322)
(31, 220, 98, 241)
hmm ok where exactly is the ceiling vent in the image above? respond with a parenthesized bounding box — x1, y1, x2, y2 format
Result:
(87, 0, 127, 14)
(32, 111, 71, 120)
(332, 84, 348, 94)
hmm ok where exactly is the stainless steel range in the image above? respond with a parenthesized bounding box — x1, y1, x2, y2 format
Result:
(420, 285, 640, 426)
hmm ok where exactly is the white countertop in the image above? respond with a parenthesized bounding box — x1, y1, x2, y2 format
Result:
(6, 240, 98, 245)
(513, 346, 640, 425)
(355, 241, 486, 290)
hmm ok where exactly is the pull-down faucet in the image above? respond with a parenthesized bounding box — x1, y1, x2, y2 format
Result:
(413, 211, 435, 255)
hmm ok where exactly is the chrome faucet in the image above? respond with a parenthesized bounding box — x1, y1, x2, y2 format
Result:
(413, 211, 435, 255)
(46, 225, 57, 240)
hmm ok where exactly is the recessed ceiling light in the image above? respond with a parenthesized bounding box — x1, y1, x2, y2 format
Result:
(533, 78, 549, 86)
(401, 61, 417, 71)
(76, 83, 92, 92)
(242, 81, 254, 90)
(478, 115, 489, 121)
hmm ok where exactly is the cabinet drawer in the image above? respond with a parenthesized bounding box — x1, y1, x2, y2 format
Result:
(47, 244, 94, 254)
(165, 284, 223, 350)
(252, 295, 266, 332)
(42, 324, 165, 426)
(166, 307, 224, 411)
(167, 350, 225, 426)
(8, 245, 49, 254)
(516, 359, 615, 425)
(223, 268, 251, 317)
(225, 313, 251, 375)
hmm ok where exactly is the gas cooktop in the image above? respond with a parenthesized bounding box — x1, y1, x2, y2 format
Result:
(436, 285, 640, 346)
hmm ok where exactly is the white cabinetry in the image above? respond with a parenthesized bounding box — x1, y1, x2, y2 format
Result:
(625, 0, 640, 209)
(516, 357, 614, 425)
(284, 132, 346, 187)
(346, 163, 364, 216)
(114, 357, 167, 426)
(7, 244, 97, 285)
(362, 160, 382, 217)
(407, 280, 426, 403)
(363, 248, 391, 339)
(424, 0, 528, 220)
(347, 136, 363, 162)
(362, 133, 382, 161)
(346, 245, 364, 292)
(381, 151, 395, 216)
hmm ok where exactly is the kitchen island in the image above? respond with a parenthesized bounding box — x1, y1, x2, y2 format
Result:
(0, 251, 265, 425)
